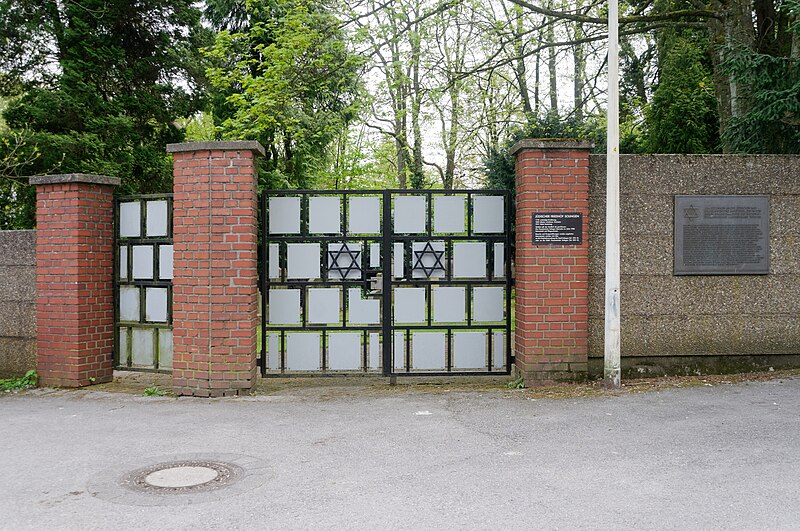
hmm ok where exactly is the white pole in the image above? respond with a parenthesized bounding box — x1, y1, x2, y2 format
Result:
(604, 0, 621, 388)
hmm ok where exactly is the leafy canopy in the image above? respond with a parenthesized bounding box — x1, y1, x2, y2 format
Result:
(205, 0, 365, 189)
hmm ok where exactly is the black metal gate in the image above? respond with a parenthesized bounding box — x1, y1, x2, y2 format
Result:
(260, 189, 513, 376)
(114, 194, 174, 371)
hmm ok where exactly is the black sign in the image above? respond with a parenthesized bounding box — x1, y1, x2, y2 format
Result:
(533, 212, 583, 245)
(674, 195, 769, 275)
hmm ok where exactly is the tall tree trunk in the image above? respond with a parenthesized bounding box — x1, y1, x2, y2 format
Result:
(534, 49, 541, 115)
(512, 4, 533, 118)
(443, 86, 459, 189)
(572, 17, 585, 122)
(546, 1, 558, 116)
(708, 0, 755, 152)
(409, 14, 424, 189)
(390, 35, 408, 188)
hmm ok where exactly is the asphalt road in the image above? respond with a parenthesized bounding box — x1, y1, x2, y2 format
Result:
(2, 377, 799, 530)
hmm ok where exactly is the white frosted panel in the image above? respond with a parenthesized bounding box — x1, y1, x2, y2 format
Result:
(158, 329, 173, 369)
(453, 242, 486, 279)
(307, 288, 340, 324)
(348, 197, 380, 234)
(159, 245, 173, 280)
(493, 243, 505, 278)
(269, 197, 301, 234)
(132, 245, 154, 280)
(473, 196, 505, 233)
(269, 244, 280, 279)
(146, 200, 169, 237)
(412, 332, 446, 370)
(348, 288, 379, 325)
(394, 332, 405, 370)
(132, 328, 154, 367)
(394, 288, 426, 324)
(287, 243, 320, 279)
(119, 287, 140, 322)
(433, 286, 465, 323)
(309, 196, 341, 234)
(493, 332, 506, 370)
(412, 241, 445, 279)
(328, 333, 362, 370)
(268, 289, 301, 325)
(268, 334, 280, 370)
(393, 243, 405, 279)
(474, 287, 504, 323)
(368, 333, 380, 370)
(394, 195, 426, 234)
(145, 287, 168, 323)
(433, 196, 465, 233)
(286, 333, 320, 371)
(118, 328, 129, 365)
(119, 246, 128, 280)
(454, 332, 486, 369)
(370, 243, 381, 268)
(327, 242, 361, 280)
(119, 202, 141, 238)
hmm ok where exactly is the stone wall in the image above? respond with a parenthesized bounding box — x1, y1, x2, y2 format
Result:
(587, 155, 800, 377)
(0, 230, 36, 377)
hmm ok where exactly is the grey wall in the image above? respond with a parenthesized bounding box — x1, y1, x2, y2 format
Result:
(0, 230, 36, 377)
(588, 155, 800, 376)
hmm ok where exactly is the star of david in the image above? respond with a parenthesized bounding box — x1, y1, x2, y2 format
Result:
(684, 205, 699, 219)
(328, 242, 362, 279)
(412, 242, 445, 278)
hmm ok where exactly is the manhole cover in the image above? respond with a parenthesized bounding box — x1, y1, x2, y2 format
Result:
(145, 466, 219, 488)
(121, 460, 242, 495)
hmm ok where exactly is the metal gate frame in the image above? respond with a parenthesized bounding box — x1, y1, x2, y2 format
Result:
(259, 189, 514, 377)
(114, 193, 174, 372)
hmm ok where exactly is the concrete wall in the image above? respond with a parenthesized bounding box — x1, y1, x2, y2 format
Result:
(587, 155, 800, 377)
(0, 230, 36, 377)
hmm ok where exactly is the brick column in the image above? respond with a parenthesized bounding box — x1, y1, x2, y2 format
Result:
(512, 140, 593, 383)
(29, 174, 119, 387)
(167, 141, 264, 397)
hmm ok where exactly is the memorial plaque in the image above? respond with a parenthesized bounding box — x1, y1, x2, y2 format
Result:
(533, 212, 582, 245)
(674, 195, 769, 275)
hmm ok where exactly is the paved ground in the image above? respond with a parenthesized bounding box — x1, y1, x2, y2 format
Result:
(1, 374, 799, 530)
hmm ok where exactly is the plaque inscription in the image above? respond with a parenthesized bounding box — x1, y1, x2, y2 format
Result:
(674, 195, 769, 275)
(533, 212, 582, 245)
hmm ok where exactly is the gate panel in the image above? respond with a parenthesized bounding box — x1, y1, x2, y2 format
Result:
(387, 191, 512, 375)
(114, 194, 174, 371)
(261, 191, 386, 373)
(261, 189, 512, 376)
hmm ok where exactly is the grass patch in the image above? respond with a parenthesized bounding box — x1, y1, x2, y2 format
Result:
(0, 370, 38, 392)
(143, 385, 168, 396)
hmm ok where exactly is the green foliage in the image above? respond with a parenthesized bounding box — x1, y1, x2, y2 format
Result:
(0, 370, 37, 391)
(0, 0, 210, 227)
(204, 0, 365, 190)
(481, 114, 604, 193)
(315, 128, 398, 189)
(178, 112, 218, 142)
(722, 0, 800, 154)
(506, 376, 524, 389)
(143, 385, 168, 396)
(645, 37, 719, 153)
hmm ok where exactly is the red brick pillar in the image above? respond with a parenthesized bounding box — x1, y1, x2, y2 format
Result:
(167, 141, 263, 397)
(29, 173, 119, 387)
(512, 140, 593, 383)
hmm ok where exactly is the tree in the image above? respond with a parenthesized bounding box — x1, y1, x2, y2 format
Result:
(721, 0, 800, 153)
(0, 0, 209, 205)
(646, 36, 719, 153)
(205, 0, 365, 189)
